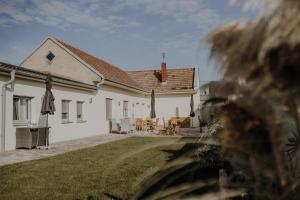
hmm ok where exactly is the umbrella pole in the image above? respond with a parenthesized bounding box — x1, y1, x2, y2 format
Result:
(46, 114, 48, 147)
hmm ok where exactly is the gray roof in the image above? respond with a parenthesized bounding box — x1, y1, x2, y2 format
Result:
(0, 62, 97, 90)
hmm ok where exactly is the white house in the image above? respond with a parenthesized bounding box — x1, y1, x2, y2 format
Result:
(0, 36, 200, 152)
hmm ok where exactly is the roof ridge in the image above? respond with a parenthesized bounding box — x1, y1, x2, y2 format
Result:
(126, 67, 195, 72)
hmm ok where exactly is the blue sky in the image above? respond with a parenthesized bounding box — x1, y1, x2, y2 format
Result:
(0, 0, 263, 82)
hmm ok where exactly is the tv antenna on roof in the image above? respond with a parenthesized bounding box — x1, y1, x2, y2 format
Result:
(162, 52, 166, 62)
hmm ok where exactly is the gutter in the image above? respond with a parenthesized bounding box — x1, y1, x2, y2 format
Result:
(104, 79, 149, 95)
(0, 63, 97, 91)
(155, 90, 197, 95)
(96, 77, 105, 88)
(1, 70, 15, 152)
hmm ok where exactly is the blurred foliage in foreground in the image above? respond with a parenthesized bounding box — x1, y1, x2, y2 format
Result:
(134, 0, 300, 199)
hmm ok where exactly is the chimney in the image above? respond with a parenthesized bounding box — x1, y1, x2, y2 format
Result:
(161, 62, 167, 82)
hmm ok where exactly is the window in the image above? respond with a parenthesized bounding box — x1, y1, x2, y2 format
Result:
(76, 101, 84, 122)
(176, 107, 179, 118)
(123, 101, 128, 118)
(132, 103, 135, 119)
(46, 51, 55, 61)
(106, 98, 112, 120)
(62, 100, 71, 122)
(13, 96, 31, 124)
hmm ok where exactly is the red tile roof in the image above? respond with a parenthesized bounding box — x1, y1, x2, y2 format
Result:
(127, 68, 195, 93)
(54, 38, 143, 91)
(54, 37, 195, 93)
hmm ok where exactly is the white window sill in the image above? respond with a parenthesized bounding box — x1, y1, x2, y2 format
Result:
(61, 121, 73, 124)
(13, 121, 30, 127)
(77, 120, 87, 123)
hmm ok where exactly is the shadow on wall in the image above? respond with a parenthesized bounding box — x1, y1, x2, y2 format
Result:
(38, 114, 47, 127)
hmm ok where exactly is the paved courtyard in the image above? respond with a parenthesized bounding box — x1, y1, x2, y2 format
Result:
(0, 128, 202, 167)
(0, 134, 129, 166)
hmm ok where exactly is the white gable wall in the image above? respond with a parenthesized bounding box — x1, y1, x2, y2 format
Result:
(20, 38, 100, 85)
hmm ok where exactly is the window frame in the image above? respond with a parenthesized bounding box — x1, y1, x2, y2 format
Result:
(13, 95, 32, 126)
(123, 100, 129, 118)
(176, 107, 180, 118)
(105, 98, 112, 121)
(76, 101, 86, 123)
(61, 99, 72, 123)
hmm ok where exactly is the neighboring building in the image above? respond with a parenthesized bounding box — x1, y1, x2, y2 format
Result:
(0, 36, 200, 151)
(199, 81, 227, 123)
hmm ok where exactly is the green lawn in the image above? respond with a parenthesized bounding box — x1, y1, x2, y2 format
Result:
(0, 137, 189, 200)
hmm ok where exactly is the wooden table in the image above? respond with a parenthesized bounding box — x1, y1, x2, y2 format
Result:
(169, 117, 191, 128)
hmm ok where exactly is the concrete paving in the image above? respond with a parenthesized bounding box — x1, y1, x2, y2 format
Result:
(0, 128, 202, 167)
(129, 127, 202, 137)
(0, 134, 129, 166)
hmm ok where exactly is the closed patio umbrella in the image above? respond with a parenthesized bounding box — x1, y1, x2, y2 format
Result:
(190, 94, 195, 117)
(190, 94, 195, 128)
(150, 89, 156, 119)
(41, 74, 56, 147)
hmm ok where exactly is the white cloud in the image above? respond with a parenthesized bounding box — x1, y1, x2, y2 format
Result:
(114, 0, 224, 29)
(0, 0, 226, 35)
(229, 0, 280, 15)
(0, 42, 36, 65)
(160, 32, 200, 55)
(0, 0, 139, 31)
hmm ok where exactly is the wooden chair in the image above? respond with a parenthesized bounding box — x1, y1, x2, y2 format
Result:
(136, 118, 143, 131)
(165, 119, 180, 135)
(153, 118, 159, 130)
(174, 121, 181, 135)
(142, 119, 148, 131)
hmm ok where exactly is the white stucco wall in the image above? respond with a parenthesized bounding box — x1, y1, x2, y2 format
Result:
(1, 37, 203, 152)
(155, 92, 200, 127)
(1, 73, 201, 151)
(99, 84, 149, 121)
(0, 75, 152, 151)
(0, 76, 108, 151)
(0, 80, 4, 151)
(20, 38, 101, 85)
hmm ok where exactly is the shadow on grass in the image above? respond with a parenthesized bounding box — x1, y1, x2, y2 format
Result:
(132, 137, 222, 200)
(85, 137, 216, 200)
(164, 142, 200, 162)
(103, 192, 123, 200)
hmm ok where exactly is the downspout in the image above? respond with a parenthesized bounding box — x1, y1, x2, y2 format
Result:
(90, 77, 105, 103)
(1, 70, 16, 152)
(96, 77, 105, 89)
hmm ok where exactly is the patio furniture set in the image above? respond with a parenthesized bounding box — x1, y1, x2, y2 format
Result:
(110, 117, 191, 135)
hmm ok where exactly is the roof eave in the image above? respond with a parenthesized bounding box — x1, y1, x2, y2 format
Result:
(103, 79, 149, 94)
(0, 62, 97, 91)
(155, 90, 196, 95)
